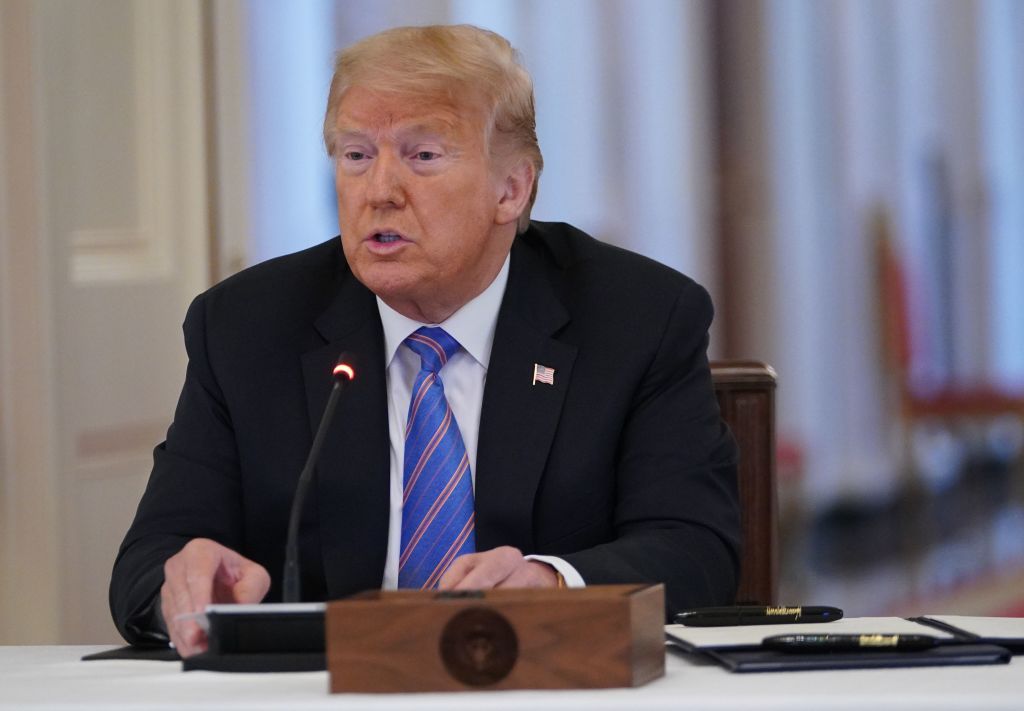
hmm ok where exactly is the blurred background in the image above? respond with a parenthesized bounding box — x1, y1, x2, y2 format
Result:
(2, 0, 1022, 644)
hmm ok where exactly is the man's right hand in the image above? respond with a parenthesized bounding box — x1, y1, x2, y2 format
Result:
(160, 538, 271, 657)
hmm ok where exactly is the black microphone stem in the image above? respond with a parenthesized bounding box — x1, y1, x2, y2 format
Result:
(283, 373, 349, 603)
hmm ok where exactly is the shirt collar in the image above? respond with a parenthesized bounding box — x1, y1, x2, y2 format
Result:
(376, 254, 510, 369)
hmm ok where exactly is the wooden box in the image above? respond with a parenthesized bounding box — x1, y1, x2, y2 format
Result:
(326, 584, 665, 693)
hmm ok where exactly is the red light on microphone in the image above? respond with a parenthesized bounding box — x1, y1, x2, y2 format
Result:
(333, 363, 355, 381)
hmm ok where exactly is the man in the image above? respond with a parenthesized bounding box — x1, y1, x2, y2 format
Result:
(110, 24, 740, 657)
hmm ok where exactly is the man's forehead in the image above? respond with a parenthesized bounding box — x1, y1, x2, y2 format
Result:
(335, 86, 486, 136)
(336, 113, 459, 137)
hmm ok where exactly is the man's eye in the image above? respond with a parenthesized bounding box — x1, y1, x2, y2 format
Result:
(414, 151, 440, 161)
(344, 151, 367, 161)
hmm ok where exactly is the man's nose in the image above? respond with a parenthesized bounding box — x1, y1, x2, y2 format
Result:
(365, 153, 405, 208)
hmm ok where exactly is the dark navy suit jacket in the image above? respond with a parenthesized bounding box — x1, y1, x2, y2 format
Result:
(110, 221, 741, 643)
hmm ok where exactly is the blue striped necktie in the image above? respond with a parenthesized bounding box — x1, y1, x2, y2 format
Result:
(398, 327, 476, 589)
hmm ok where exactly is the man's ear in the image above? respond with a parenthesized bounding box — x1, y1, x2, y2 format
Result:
(494, 158, 535, 227)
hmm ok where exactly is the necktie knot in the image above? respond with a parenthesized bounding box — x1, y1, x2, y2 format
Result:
(404, 327, 460, 374)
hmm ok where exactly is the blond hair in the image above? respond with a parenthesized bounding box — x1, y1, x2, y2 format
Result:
(323, 25, 543, 232)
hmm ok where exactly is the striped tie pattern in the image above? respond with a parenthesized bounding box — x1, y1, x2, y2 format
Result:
(398, 327, 476, 589)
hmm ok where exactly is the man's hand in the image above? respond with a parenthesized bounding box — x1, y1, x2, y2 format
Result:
(160, 538, 270, 657)
(437, 546, 559, 590)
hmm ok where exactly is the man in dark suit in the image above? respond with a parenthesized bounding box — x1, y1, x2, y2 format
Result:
(110, 24, 740, 657)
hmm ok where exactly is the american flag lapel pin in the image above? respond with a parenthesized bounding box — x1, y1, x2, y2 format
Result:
(532, 363, 555, 386)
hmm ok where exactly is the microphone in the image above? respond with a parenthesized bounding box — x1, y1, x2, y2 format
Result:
(283, 357, 355, 603)
(185, 355, 355, 672)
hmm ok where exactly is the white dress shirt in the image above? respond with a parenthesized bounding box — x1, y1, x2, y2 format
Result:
(376, 255, 583, 589)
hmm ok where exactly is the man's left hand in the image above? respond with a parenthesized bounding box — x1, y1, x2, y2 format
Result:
(437, 546, 559, 589)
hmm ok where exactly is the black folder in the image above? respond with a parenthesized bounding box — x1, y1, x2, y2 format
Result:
(82, 603, 328, 672)
(910, 616, 1024, 654)
(665, 635, 1011, 673)
(665, 615, 1019, 673)
(182, 603, 326, 672)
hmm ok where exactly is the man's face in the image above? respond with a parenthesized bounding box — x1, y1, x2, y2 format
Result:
(333, 86, 522, 323)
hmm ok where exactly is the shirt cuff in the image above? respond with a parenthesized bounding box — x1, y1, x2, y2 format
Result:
(524, 554, 586, 588)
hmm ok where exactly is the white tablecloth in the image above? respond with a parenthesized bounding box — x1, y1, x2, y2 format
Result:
(1, 644, 1023, 710)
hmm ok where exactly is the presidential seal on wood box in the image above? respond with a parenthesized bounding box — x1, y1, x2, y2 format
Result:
(325, 584, 665, 692)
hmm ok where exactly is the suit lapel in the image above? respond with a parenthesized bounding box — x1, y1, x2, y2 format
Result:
(301, 273, 390, 597)
(475, 239, 577, 552)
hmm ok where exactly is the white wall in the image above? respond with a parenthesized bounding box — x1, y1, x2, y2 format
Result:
(0, 0, 210, 644)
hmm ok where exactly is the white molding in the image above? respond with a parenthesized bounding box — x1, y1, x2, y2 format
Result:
(209, 0, 253, 279)
(67, 1, 205, 285)
(173, 0, 212, 300)
(69, 1, 168, 283)
(69, 227, 171, 283)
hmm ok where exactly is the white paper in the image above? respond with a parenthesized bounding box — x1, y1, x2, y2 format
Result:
(204, 602, 326, 615)
(665, 616, 956, 648)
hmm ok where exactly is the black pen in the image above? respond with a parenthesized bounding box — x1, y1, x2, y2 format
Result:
(763, 633, 939, 652)
(674, 605, 843, 626)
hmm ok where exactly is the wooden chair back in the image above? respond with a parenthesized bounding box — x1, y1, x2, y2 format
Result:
(711, 361, 778, 605)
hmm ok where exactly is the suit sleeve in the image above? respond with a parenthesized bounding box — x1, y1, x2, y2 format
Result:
(560, 282, 741, 616)
(108, 294, 246, 644)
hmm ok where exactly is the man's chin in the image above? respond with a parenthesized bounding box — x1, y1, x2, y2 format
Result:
(357, 272, 412, 296)
(350, 260, 413, 293)
(354, 269, 429, 314)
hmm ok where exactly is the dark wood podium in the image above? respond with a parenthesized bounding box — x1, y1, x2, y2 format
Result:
(325, 584, 665, 693)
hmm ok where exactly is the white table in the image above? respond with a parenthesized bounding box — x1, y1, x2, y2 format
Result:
(2, 645, 1023, 710)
